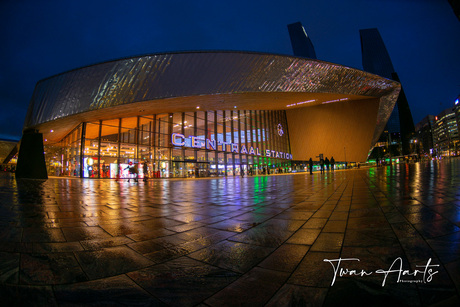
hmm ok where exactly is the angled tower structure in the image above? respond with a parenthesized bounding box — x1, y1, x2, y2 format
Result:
(360, 28, 400, 134)
(287, 22, 317, 59)
(360, 28, 415, 155)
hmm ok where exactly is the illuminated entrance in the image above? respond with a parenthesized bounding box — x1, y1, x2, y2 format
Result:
(44, 110, 292, 178)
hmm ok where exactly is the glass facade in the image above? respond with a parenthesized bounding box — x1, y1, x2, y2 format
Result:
(44, 110, 292, 178)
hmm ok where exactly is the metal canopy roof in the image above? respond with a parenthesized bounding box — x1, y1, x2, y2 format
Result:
(24, 51, 400, 145)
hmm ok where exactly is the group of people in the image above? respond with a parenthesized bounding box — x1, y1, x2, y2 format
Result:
(308, 156, 336, 174)
(124, 162, 149, 182)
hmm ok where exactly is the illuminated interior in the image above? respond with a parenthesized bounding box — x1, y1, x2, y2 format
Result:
(45, 110, 291, 178)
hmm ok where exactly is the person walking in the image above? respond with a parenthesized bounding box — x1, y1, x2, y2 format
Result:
(125, 162, 138, 182)
(309, 158, 313, 174)
(325, 157, 330, 172)
(320, 157, 325, 174)
(133, 163, 139, 182)
(143, 162, 148, 182)
(330, 156, 335, 172)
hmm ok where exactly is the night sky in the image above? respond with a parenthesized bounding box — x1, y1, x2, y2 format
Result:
(1, 0, 459, 141)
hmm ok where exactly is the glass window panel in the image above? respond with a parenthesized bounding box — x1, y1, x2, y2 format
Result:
(197, 150, 206, 162)
(121, 117, 138, 129)
(139, 116, 154, 131)
(196, 112, 205, 130)
(172, 149, 183, 161)
(99, 121, 119, 178)
(139, 130, 150, 146)
(184, 149, 195, 161)
(207, 111, 214, 123)
(158, 133, 170, 147)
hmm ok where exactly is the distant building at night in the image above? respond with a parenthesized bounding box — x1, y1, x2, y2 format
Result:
(0, 139, 18, 166)
(287, 22, 317, 59)
(454, 95, 460, 133)
(415, 115, 435, 156)
(360, 28, 415, 156)
(432, 107, 459, 156)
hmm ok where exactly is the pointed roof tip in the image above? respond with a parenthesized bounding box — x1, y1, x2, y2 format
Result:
(287, 21, 303, 27)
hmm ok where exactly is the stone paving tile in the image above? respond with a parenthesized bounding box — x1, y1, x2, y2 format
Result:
(127, 238, 167, 255)
(426, 231, 460, 263)
(33, 241, 84, 253)
(54, 275, 165, 306)
(347, 215, 389, 229)
(74, 246, 154, 280)
(322, 220, 347, 232)
(258, 244, 309, 273)
(287, 228, 321, 245)
(138, 230, 235, 264)
(128, 256, 239, 306)
(188, 240, 275, 273)
(265, 284, 328, 306)
(0, 251, 19, 283)
(399, 236, 439, 264)
(385, 211, 409, 224)
(289, 251, 339, 287)
(276, 210, 314, 220)
(61, 225, 113, 241)
(0, 284, 57, 306)
(310, 232, 344, 252)
(229, 219, 304, 247)
(417, 266, 460, 306)
(445, 259, 460, 292)
(20, 253, 87, 285)
(343, 227, 399, 247)
(301, 217, 328, 229)
(340, 245, 408, 272)
(208, 218, 257, 233)
(1, 160, 460, 305)
(227, 226, 293, 247)
(21, 227, 66, 243)
(205, 266, 290, 306)
(413, 219, 460, 239)
(165, 221, 206, 232)
(329, 211, 349, 221)
(79, 236, 134, 250)
(125, 228, 176, 241)
(323, 278, 421, 306)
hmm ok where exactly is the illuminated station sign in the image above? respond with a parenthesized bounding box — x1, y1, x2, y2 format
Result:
(171, 133, 293, 160)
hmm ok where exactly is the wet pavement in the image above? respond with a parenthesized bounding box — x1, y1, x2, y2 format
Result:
(0, 159, 459, 306)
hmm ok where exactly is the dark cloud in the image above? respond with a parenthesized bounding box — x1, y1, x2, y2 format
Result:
(0, 0, 459, 140)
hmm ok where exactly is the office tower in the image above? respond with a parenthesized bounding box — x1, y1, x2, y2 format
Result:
(360, 28, 415, 155)
(433, 107, 459, 156)
(454, 95, 460, 133)
(287, 22, 317, 59)
(448, 0, 460, 21)
(391, 72, 415, 155)
(415, 115, 435, 155)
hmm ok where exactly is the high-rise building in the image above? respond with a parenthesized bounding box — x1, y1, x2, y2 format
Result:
(454, 95, 460, 132)
(415, 115, 435, 156)
(391, 72, 416, 155)
(360, 28, 415, 155)
(433, 107, 459, 156)
(360, 28, 395, 80)
(287, 22, 317, 59)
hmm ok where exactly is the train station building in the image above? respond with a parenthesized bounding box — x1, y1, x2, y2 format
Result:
(17, 51, 400, 179)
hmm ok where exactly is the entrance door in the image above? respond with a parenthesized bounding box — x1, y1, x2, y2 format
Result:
(196, 162, 210, 178)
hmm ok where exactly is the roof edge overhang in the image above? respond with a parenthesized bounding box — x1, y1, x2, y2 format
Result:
(24, 51, 400, 146)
